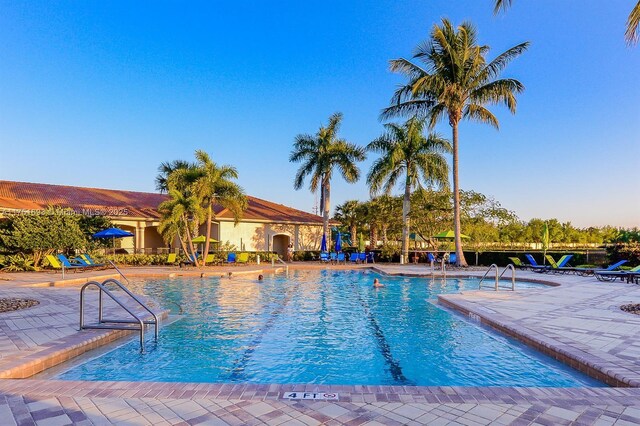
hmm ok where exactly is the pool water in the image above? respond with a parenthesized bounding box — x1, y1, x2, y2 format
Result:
(57, 270, 601, 387)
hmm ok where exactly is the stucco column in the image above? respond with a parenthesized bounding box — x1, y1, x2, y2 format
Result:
(136, 223, 146, 254)
(294, 225, 300, 250)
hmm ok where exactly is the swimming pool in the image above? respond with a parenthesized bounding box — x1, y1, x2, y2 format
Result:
(57, 270, 601, 387)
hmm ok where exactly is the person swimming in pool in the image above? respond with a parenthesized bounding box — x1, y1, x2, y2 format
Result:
(258, 274, 264, 281)
(373, 278, 384, 288)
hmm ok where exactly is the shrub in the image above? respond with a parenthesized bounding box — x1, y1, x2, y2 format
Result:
(1, 253, 36, 272)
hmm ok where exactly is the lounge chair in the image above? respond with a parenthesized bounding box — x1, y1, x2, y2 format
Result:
(225, 253, 236, 264)
(203, 254, 221, 266)
(237, 253, 249, 264)
(319, 252, 329, 263)
(166, 253, 178, 265)
(81, 254, 105, 267)
(427, 253, 436, 263)
(595, 263, 636, 282)
(448, 253, 457, 264)
(366, 252, 375, 264)
(349, 253, 359, 263)
(508, 257, 528, 269)
(57, 254, 88, 269)
(540, 254, 575, 273)
(47, 254, 83, 272)
(337, 252, 346, 264)
(329, 252, 338, 264)
(524, 254, 550, 271)
(358, 253, 366, 263)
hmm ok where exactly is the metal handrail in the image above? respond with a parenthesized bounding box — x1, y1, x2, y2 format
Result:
(101, 278, 159, 339)
(108, 259, 130, 285)
(80, 280, 149, 352)
(479, 264, 499, 290)
(272, 255, 289, 274)
(497, 264, 516, 290)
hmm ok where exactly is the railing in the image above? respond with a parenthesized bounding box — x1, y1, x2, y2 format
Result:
(108, 259, 130, 285)
(498, 264, 516, 291)
(272, 255, 289, 274)
(479, 264, 516, 291)
(79, 278, 159, 352)
(479, 264, 499, 290)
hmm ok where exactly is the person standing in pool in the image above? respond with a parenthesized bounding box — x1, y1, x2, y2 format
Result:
(373, 278, 384, 288)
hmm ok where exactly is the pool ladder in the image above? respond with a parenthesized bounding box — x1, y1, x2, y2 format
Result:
(478, 264, 516, 291)
(79, 277, 159, 353)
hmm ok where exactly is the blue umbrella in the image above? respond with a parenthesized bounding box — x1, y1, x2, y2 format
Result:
(320, 233, 327, 252)
(93, 227, 134, 254)
(92, 228, 134, 238)
(335, 231, 342, 252)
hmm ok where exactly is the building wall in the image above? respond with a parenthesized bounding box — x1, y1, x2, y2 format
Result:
(219, 221, 324, 252)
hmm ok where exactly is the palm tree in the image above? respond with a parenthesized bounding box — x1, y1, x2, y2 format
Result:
(382, 19, 528, 266)
(367, 117, 451, 263)
(334, 200, 364, 245)
(157, 187, 204, 265)
(493, 0, 640, 46)
(290, 112, 366, 238)
(628, 2, 640, 44)
(155, 160, 193, 192)
(192, 150, 247, 265)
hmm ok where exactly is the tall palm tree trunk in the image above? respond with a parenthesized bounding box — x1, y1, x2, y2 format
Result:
(323, 176, 330, 239)
(402, 175, 411, 263)
(351, 224, 357, 246)
(452, 122, 467, 266)
(202, 205, 213, 266)
(183, 214, 199, 267)
(177, 233, 190, 260)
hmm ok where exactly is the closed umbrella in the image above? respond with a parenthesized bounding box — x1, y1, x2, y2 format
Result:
(320, 233, 327, 252)
(335, 231, 342, 252)
(92, 227, 134, 255)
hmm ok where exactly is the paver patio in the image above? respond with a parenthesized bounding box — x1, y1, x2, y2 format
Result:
(1, 264, 640, 425)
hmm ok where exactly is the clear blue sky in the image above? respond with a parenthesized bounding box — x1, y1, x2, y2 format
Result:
(1, 1, 638, 228)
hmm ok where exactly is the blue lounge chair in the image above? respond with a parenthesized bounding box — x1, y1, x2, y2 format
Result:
(329, 252, 338, 264)
(225, 253, 236, 264)
(319, 252, 329, 263)
(349, 253, 359, 263)
(594, 261, 633, 281)
(448, 253, 457, 264)
(525, 254, 549, 271)
(427, 253, 436, 263)
(337, 253, 346, 264)
(57, 254, 87, 270)
(358, 253, 366, 263)
(366, 252, 375, 264)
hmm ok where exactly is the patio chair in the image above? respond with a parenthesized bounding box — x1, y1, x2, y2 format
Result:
(48, 254, 83, 272)
(525, 254, 549, 271)
(508, 257, 528, 269)
(448, 253, 457, 264)
(203, 253, 222, 266)
(595, 263, 636, 282)
(236, 253, 249, 264)
(542, 254, 575, 273)
(57, 254, 88, 269)
(225, 252, 236, 264)
(166, 253, 178, 265)
(82, 253, 105, 267)
(366, 252, 375, 264)
(329, 252, 338, 264)
(319, 252, 330, 263)
(358, 253, 366, 263)
(337, 252, 346, 264)
(349, 253, 359, 263)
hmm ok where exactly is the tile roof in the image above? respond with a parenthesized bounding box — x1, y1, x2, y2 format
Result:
(0, 180, 324, 224)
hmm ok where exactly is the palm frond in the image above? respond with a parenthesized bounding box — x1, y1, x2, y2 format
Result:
(626, 0, 640, 45)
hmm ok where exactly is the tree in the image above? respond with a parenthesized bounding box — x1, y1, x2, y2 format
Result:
(367, 117, 451, 262)
(493, 0, 640, 46)
(290, 112, 366, 238)
(157, 187, 204, 265)
(192, 150, 247, 266)
(155, 160, 193, 193)
(334, 200, 365, 244)
(382, 19, 528, 266)
(0, 207, 85, 267)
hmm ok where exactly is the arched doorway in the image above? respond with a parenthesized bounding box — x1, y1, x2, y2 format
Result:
(272, 234, 290, 258)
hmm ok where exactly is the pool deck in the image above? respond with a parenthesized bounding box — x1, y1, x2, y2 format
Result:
(1, 263, 640, 425)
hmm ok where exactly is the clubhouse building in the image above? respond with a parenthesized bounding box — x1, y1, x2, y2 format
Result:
(0, 180, 325, 258)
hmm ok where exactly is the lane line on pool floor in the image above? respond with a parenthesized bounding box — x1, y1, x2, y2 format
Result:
(227, 280, 300, 381)
(352, 283, 414, 386)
